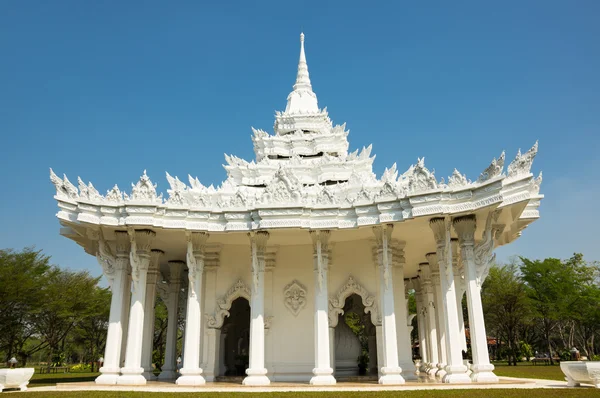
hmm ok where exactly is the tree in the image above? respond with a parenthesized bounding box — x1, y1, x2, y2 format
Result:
(481, 262, 531, 365)
(0, 248, 52, 363)
(520, 254, 587, 364)
(72, 287, 111, 372)
(31, 268, 102, 368)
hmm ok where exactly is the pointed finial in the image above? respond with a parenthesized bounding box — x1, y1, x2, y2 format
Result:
(300, 32, 305, 42)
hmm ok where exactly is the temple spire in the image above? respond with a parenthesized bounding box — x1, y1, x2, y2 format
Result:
(294, 32, 312, 92)
(284, 32, 319, 114)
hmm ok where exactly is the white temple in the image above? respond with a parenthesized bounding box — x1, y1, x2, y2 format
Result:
(50, 33, 543, 386)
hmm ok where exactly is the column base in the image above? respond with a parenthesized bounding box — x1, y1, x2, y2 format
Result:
(157, 369, 178, 381)
(243, 368, 270, 386)
(400, 361, 418, 381)
(378, 367, 405, 385)
(426, 365, 438, 377)
(142, 370, 157, 381)
(116, 369, 147, 385)
(435, 363, 447, 379)
(310, 368, 336, 385)
(470, 364, 498, 382)
(441, 364, 471, 384)
(95, 371, 120, 385)
(176, 369, 206, 386)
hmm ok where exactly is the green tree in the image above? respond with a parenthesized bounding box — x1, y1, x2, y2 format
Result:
(31, 268, 102, 368)
(0, 248, 52, 364)
(520, 254, 586, 364)
(481, 262, 531, 365)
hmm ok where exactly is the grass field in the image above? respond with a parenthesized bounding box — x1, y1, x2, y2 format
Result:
(13, 391, 600, 397)
(492, 361, 566, 381)
(29, 371, 100, 387)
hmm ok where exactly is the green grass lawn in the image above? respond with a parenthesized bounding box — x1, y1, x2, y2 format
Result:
(29, 371, 100, 387)
(493, 361, 566, 381)
(13, 391, 600, 398)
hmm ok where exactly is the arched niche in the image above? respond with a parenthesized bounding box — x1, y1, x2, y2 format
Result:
(206, 279, 252, 329)
(329, 276, 380, 327)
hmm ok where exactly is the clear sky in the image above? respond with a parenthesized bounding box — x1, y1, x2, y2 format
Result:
(1, 0, 598, 277)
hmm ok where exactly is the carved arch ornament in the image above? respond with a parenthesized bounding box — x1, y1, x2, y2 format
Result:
(206, 279, 251, 329)
(329, 276, 381, 327)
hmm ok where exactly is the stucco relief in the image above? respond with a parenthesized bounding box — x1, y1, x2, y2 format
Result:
(329, 276, 380, 327)
(206, 279, 252, 329)
(283, 280, 307, 316)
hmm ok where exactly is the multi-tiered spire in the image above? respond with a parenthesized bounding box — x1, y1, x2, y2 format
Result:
(285, 32, 319, 114)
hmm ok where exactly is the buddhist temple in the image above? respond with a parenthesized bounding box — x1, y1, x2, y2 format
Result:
(50, 33, 543, 386)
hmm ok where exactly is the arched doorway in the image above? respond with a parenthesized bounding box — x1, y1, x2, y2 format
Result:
(220, 297, 250, 376)
(334, 293, 377, 377)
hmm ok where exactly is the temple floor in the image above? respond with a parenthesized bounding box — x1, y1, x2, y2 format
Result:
(32, 376, 580, 393)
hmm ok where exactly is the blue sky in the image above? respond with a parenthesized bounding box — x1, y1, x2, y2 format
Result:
(1, 1, 598, 277)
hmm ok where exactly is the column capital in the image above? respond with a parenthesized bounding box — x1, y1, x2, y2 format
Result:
(453, 215, 477, 245)
(310, 229, 331, 249)
(248, 231, 270, 251)
(115, 230, 130, 257)
(187, 231, 210, 254)
(167, 260, 185, 284)
(425, 252, 437, 266)
(128, 228, 156, 256)
(373, 224, 393, 246)
(150, 249, 164, 270)
(429, 217, 446, 244)
(418, 262, 432, 283)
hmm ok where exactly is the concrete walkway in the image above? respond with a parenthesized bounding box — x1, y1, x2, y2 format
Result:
(9, 376, 593, 393)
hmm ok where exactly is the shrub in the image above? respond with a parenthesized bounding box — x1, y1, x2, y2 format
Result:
(70, 363, 91, 372)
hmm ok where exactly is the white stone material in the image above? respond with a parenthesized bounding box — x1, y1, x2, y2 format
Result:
(49, 33, 544, 385)
(95, 231, 130, 385)
(243, 231, 271, 386)
(176, 232, 209, 386)
(309, 230, 336, 385)
(429, 219, 471, 384)
(454, 214, 499, 383)
(117, 229, 156, 385)
(0, 368, 34, 392)
(157, 261, 184, 381)
(373, 225, 405, 385)
(141, 249, 163, 381)
(560, 361, 600, 388)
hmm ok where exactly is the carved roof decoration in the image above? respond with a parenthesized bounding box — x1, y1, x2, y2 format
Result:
(50, 34, 543, 233)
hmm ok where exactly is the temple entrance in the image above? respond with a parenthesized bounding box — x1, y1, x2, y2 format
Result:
(220, 297, 251, 376)
(334, 293, 377, 377)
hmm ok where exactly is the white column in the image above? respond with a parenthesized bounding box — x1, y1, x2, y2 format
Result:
(413, 277, 429, 374)
(454, 215, 499, 382)
(373, 225, 405, 385)
(391, 243, 417, 381)
(243, 231, 270, 386)
(452, 239, 468, 354)
(95, 231, 130, 385)
(426, 253, 447, 379)
(308, 230, 336, 385)
(202, 260, 219, 382)
(177, 232, 209, 386)
(120, 272, 131, 368)
(158, 261, 184, 380)
(418, 262, 439, 376)
(429, 218, 471, 383)
(141, 249, 163, 380)
(117, 229, 156, 385)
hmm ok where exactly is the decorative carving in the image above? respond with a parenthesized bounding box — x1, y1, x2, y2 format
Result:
(283, 280, 307, 316)
(405, 158, 437, 192)
(127, 229, 155, 291)
(507, 141, 538, 178)
(329, 276, 379, 327)
(310, 230, 330, 291)
(207, 279, 252, 329)
(127, 170, 162, 203)
(531, 171, 543, 194)
(447, 169, 470, 188)
(77, 177, 103, 201)
(96, 237, 116, 287)
(105, 185, 123, 202)
(316, 187, 338, 206)
(260, 167, 303, 205)
(373, 225, 393, 289)
(166, 172, 188, 206)
(49, 169, 79, 200)
(248, 231, 269, 293)
(478, 152, 505, 182)
(186, 231, 209, 298)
